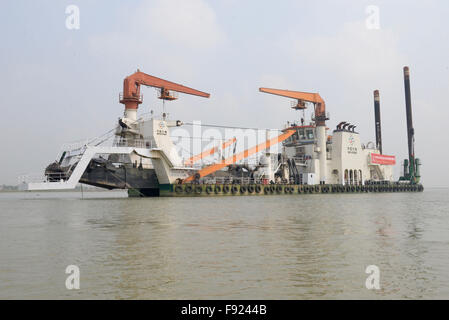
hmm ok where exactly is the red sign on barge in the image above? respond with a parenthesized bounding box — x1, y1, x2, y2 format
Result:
(370, 153, 396, 165)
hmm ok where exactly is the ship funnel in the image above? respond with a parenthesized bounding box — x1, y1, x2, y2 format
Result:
(336, 121, 346, 130)
(373, 90, 382, 154)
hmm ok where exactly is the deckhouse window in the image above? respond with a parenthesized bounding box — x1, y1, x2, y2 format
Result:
(306, 129, 314, 139)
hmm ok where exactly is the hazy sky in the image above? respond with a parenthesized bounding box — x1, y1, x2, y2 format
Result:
(1, 0, 448, 186)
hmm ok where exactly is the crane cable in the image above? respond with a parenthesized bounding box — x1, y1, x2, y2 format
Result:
(183, 122, 282, 131)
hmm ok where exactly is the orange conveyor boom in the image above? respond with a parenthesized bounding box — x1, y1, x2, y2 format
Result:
(184, 137, 237, 166)
(183, 130, 295, 183)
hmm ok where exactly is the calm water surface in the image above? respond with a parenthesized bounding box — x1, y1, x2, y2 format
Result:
(0, 188, 448, 299)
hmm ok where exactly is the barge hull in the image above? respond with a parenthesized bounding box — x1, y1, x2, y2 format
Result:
(129, 183, 424, 197)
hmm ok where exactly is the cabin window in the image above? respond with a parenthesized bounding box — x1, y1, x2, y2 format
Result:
(306, 129, 314, 139)
(298, 129, 305, 139)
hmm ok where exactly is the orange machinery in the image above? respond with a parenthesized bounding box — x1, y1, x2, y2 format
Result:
(183, 87, 329, 183)
(258, 88, 327, 126)
(119, 70, 210, 116)
(258, 87, 329, 184)
(183, 129, 295, 183)
(184, 137, 237, 167)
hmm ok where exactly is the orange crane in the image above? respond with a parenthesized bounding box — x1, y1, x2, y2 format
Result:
(259, 87, 328, 183)
(120, 70, 210, 112)
(259, 88, 327, 126)
(183, 129, 295, 183)
(184, 137, 237, 166)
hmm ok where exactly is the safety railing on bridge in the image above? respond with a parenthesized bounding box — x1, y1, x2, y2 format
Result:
(18, 172, 69, 185)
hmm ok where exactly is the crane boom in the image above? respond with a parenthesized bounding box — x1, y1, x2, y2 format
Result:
(184, 137, 237, 166)
(259, 87, 327, 126)
(183, 130, 295, 183)
(259, 88, 324, 104)
(120, 71, 210, 111)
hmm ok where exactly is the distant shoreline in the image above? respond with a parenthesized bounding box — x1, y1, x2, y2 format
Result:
(0, 189, 124, 193)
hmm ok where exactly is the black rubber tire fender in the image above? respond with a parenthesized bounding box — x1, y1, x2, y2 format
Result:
(185, 185, 193, 194)
(205, 185, 213, 194)
(195, 185, 203, 194)
(175, 185, 183, 194)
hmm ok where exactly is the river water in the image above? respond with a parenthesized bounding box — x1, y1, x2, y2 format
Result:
(0, 188, 448, 299)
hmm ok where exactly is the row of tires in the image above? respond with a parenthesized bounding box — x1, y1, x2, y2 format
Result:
(173, 183, 424, 195)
